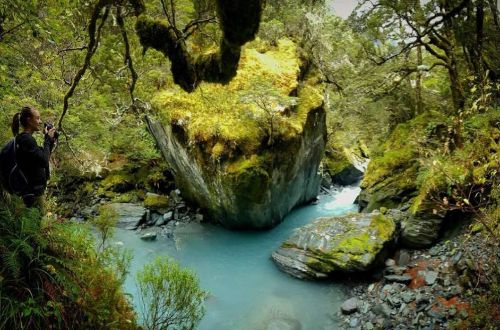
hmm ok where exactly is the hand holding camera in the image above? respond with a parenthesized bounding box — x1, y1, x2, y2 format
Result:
(44, 123, 59, 140)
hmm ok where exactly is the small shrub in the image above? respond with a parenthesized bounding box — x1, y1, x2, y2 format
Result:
(90, 204, 119, 251)
(136, 256, 207, 330)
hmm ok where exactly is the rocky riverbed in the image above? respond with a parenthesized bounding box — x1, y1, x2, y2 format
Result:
(338, 230, 499, 329)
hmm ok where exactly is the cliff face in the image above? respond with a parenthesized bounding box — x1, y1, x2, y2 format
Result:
(146, 39, 327, 229)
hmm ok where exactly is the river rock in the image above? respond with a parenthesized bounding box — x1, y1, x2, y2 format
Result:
(341, 297, 359, 315)
(140, 232, 157, 241)
(401, 215, 443, 248)
(146, 103, 325, 230)
(424, 271, 439, 285)
(108, 203, 146, 229)
(331, 164, 363, 186)
(271, 212, 396, 279)
(384, 274, 412, 284)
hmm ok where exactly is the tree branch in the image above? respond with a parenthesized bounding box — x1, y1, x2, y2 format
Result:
(57, 3, 111, 130)
(116, 6, 137, 103)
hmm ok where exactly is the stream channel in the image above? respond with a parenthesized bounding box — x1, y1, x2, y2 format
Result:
(112, 185, 361, 329)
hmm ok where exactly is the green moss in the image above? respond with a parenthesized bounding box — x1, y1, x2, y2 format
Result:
(143, 194, 169, 209)
(100, 173, 134, 193)
(111, 191, 141, 203)
(370, 214, 396, 241)
(152, 38, 323, 160)
(229, 164, 270, 203)
(363, 111, 449, 190)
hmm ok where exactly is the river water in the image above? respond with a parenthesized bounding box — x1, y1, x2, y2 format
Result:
(113, 185, 360, 329)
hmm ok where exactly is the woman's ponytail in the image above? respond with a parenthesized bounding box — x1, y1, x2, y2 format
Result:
(11, 106, 35, 137)
(11, 112, 20, 137)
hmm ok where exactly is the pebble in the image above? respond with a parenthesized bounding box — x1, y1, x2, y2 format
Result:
(364, 321, 374, 330)
(396, 250, 411, 266)
(384, 274, 412, 283)
(424, 271, 439, 285)
(341, 297, 359, 315)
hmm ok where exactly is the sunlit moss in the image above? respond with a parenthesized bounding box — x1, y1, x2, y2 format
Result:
(152, 38, 319, 161)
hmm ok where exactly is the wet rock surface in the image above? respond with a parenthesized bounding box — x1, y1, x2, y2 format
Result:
(272, 211, 396, 279)
(75, 188, 203, 241)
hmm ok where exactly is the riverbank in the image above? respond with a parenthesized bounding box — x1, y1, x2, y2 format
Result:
(338, 228, 499, 329)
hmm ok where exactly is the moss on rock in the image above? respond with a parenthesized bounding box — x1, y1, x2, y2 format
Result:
(143, 193, 169, 210)
(359, 111, 450, 211)
(271, 212, 397, 279)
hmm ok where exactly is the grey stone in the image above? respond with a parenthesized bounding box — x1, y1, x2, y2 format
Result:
(384, 274, 412, 283)
(364, 322, 374, 330)
(140, 232, 157, 241)
(385, 265, 408, 275)
(429, 245, 442, 256)
(372, 303, 392, 317)
(146, 101, 326, 229)
(428, 309, 446, 320)
(385, 258, 396, 267)
(401, 291, 415, 303)
(341, 298, 359, 315)
(272, 213, 397, 279)
(452, 251, 463, 265)
(163, 211, 173, 220)
(396, 250, 411, 266)
(375, 317, 389, 328)
(349, 318, 359, 328)
(387, 295, 402, 307)
(444, 285, 462, 299)
(194, 213, 204, 222)
(108, 203, 146, 228)
(424, 271, 439, 285)
(401, 215, 443, 248)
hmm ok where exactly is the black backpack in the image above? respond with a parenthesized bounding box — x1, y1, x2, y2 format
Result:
(0, 137, 29, 195)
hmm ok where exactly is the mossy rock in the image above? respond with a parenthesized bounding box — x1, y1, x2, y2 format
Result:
(148, 38, 327, 229)
(359, 111, 450, 212)
(99, 173, 135, 193)
(143, 193, 170, 210)
(271, 212, 396, 279)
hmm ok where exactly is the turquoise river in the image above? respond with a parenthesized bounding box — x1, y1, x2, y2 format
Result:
(113, 185, 361, 329)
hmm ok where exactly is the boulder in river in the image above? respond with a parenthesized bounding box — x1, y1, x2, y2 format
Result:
(146, 39, 326, 229)
(272, 212, 397, 279)
(108, 203, 146, 229)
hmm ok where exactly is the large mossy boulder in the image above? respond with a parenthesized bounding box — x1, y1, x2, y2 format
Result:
(271, 212, 396, 279)
(146, 39, 326, 229)
(358, 111, 450, 212)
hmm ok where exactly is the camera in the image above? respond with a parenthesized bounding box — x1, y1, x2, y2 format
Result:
(44, 123, 60, 139)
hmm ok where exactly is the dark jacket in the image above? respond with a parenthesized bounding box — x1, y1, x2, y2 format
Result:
(16, 132, 54, 196)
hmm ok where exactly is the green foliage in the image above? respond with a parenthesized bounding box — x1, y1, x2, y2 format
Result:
(90, 204, 119, 251)
(0, 194, 138, 329)
(152, 37, 321, 161)
(136, 256, 207, 330)
(413, 107, 499, 216)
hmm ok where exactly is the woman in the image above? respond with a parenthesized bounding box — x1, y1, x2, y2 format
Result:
(11, 105, 56, 209)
